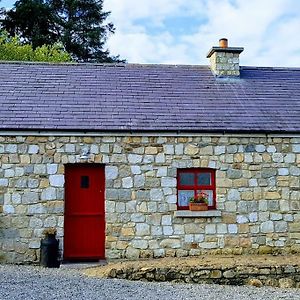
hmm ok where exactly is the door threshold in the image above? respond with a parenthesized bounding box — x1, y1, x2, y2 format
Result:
(61, 260, 107, 270)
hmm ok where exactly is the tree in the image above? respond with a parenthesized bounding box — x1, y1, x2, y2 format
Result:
(2, 0, 57, 49)
(0, 2, 5, 22)
(1, 0, 123, 63)
(0, 29, 71, 62)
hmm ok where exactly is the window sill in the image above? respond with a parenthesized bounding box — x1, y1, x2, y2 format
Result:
(174, 210, 221, 218)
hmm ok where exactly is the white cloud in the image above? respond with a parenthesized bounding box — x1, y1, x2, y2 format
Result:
(105, 0, 206, 27)
(187, 0, 300, 67)
(4, 0, 299, 66)
(108, 31, 193, 64)
(104, 0, 206, 63)
(104, 0, 300, 67)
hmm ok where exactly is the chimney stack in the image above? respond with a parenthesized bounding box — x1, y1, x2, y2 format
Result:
(207, 38, 244, 77)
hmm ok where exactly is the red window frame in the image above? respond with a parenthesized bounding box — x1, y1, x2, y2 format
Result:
(177, 168, 216, 210)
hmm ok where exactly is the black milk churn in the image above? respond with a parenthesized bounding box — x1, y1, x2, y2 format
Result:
(40, 234, 60, 268)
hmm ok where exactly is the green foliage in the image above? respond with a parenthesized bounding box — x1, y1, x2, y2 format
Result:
(1, 0, 124, 63)
(2, 0, 57, 49)
(0, 30, 71, 62)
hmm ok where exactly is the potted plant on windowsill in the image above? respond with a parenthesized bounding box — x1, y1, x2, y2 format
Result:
(189, 192, 209, 211)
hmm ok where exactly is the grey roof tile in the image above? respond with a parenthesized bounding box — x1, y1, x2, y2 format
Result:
(0, 62, 299, 133)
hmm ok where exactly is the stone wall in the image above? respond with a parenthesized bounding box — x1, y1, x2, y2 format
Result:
(0, 134, 299, 263)
(104, 263, 300, 288)
(209, 51, 240, 77)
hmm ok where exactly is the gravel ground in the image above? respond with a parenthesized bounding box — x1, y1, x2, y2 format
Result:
(0, 265, 299, 300)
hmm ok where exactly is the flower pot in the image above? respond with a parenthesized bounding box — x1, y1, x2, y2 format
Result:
(189, 203, 208, 211)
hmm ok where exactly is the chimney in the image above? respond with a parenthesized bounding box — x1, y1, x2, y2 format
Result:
(207, 38, 244, 77)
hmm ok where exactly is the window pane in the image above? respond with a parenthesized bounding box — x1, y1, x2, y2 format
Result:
(179, 173, 194, 186)
(178, 190, 194, 206)
(81, 176, 89, 188)
(197, 173, 211, 185)
(197, 190, 213, 206)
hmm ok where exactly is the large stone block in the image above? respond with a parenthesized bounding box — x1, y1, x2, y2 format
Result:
(28, 240, 40, 249)
(205, 224, 216, 234)
(28, 204, 47, 214)
(274, 221, 288, 233)
(215, 146, 226, 155)
(261, 221, 274, 233)
(105, 166, 118, 180)
(265, 191, 280, 200)
(261, 169, 276, 178)
(0, 178, 9, 187)
(136, 223, 150, 236)
(121, 226, 135, 236)
(227, 169, 243, 179)
(228, 224, 238, 234)
(28, 145, 39, 154)
(125, 247, 140, 259)
(128, 154, 142, 164)
(29, 217, 43, 228)
(49, 175, 64, 187)
(122, 177, 133, 188)
(163, 144, 174, 154)
(161, 215, 172, 226)
(150, 189, 163, 201)
(6, 144, 17, 153)
(3, 205, 15, 214)
(160, 239, 181, 249)
(33, 164, 46, 174)
(22, 192, 39, 204)
(185, 223, 202, 234)
(151, 226, 163, 236)
(227, 189, 241, 201)
(163, 226, 173, 235)
(184, 144, 199, 156)
(41, 187, 56, 201)
(131, 239, 148, 249)
(46, 201, 64, 213)
(237, 215, 248, 224)
(145, 147, 158, 155)
(111, 154, 127, 163)
(161, 177, 176, 187)
(28, 179, 39, 189)
(134, 175, 145, 187)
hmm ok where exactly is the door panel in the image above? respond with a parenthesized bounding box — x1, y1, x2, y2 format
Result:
(64, 164, 105, 260)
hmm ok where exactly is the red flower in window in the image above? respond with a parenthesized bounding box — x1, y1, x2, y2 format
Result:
(189, 192, 208, 204)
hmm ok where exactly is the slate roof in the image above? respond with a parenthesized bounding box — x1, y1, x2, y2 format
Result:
(0, 62, 299, 133)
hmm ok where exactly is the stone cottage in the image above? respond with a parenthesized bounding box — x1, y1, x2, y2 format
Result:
(0, 39, 299, 264)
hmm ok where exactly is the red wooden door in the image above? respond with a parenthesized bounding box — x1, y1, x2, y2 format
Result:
(64, 164, 105, 260)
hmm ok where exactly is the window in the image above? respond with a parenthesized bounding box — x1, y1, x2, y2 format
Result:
(177, 168, 216, 210)
(81, 176, 89, 188)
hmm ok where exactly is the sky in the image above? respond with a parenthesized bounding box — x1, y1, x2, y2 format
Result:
(1, 0, 300, 67)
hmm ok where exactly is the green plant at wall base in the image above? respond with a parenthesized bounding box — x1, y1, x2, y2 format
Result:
(0, 30, 72, 62)
(189, 192, 209, 204)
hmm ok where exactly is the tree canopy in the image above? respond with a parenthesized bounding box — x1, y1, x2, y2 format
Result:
(2, 0, 57, 49)
(0, 29, 71, 62)
(1, 0, 122, 63)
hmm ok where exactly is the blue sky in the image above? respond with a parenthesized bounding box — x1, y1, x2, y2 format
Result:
(1, 0, 300, 67)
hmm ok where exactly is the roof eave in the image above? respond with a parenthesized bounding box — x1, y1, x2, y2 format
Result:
(0, 127, 299, 136)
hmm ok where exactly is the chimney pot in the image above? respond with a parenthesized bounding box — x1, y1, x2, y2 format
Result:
(219, 38, 228, 48)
